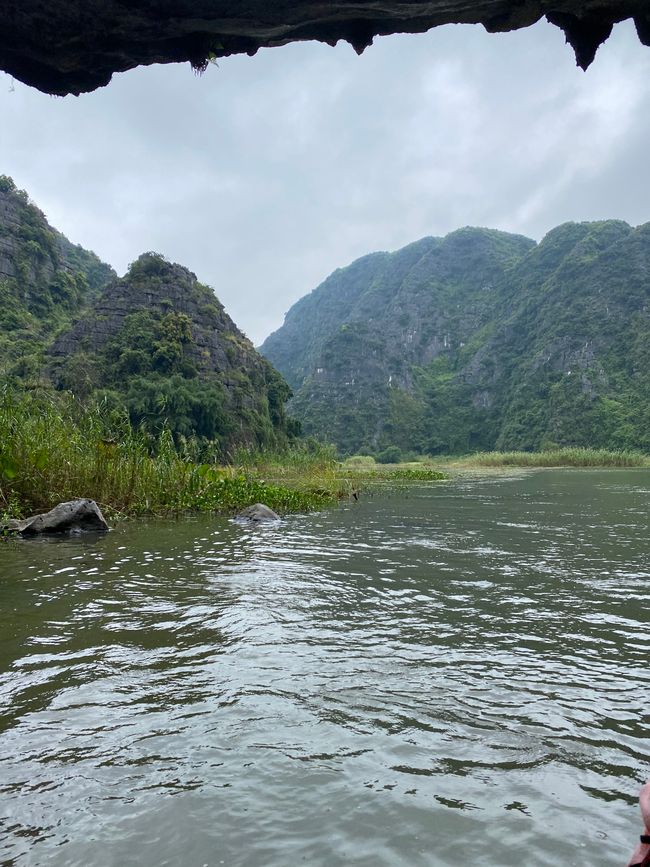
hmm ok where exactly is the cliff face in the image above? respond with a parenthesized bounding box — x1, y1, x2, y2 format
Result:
(48, 253, 293, 449)
(0, 177, 114, 295)
(468, 220, 650, 451)
(1, 0, 648, 95)
(51, 256, 255, 379)
(0, 175, 116, 379)
(261, 221, 650, 455)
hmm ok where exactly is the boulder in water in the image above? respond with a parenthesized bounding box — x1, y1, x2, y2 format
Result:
(9, 499, 110, 536)
(237, 503, 280, 523)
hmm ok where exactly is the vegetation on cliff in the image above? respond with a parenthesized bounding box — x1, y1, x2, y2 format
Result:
(261, 221, 650, 457)
(47, 251, 298, 452)
(0, 175, 115, 383)
(0, 176, 299, 458)
(0, 176, 335, 518)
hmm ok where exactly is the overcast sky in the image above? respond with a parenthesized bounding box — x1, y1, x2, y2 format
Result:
(1, 20, 649, 344)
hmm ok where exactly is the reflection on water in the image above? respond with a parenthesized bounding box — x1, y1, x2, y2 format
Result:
(0, 470, 648, 866)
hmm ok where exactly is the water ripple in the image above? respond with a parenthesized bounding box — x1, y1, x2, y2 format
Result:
(0, 469, 648, 866)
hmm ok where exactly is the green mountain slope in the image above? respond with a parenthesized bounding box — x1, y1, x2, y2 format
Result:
(0, 175, 116, 379)
(47, 252, 294, 449)
(261, 222, 650, 455)
(0, 176, 295, 453)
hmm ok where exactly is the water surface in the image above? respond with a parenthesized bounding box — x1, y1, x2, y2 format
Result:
(1, 470, 648, 865)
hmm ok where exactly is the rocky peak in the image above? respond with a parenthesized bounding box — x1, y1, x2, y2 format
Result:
(47, 250, 293, 448)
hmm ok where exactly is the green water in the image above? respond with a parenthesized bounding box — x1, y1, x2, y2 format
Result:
(1, 470, 648, 865)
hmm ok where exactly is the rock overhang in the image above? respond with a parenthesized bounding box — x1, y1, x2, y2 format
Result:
(0, 0, 648, 97)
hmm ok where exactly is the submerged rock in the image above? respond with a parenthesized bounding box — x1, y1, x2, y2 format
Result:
(237, 503, 280, 523)
(9, 499, 110, 536)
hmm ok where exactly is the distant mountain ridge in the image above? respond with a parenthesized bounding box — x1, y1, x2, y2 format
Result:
(261, 221, 650, 455)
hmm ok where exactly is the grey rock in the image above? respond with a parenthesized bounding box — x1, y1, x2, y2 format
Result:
(237, 503, 280, 522)
(11, 499, 110, 536)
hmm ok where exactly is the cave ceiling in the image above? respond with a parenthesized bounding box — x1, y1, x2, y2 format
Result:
(1, 0, 648, 96)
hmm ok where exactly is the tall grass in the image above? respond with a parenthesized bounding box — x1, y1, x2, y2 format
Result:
(342, 455, 377, 468)
(232, 439, 338, 475)
(231, 440, 353, 498)
(450, 448, 650, 468)
(235, 445, 449, 487)
(0, 390, 337, 520)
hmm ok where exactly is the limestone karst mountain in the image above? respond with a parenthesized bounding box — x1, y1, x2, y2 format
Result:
(5, 173, 649, 457)
(0, 175, 295, 451)
(0, 174, 116, 380)
(261, 221, 650, 455)
(48, 252, 294, 448)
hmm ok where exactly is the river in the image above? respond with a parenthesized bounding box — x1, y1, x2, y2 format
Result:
(1, 469, 648, 865)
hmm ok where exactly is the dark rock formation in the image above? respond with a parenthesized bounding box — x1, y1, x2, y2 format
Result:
(47, 251, 293, 449)
(0, 1, 648, 96)
(8, 499, 110, 535)
(236, 503, 281, 522)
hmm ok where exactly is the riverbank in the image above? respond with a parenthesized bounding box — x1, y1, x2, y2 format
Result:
(5, 390, 645, 524)
(0, 393, 447, 523)
(342, 447, 650, 473)
(0, 399, 339, 521)
(337, 449, 650, 488)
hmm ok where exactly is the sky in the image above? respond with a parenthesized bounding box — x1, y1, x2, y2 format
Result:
(0, 19, 649, 344)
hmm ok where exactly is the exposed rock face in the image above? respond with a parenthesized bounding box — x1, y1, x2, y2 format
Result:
(49, 255, 257, 381)
(236, 503, 281, 522)
(0, 176, 294, 451)
(261, 220, 650, 455)
(0, 0, 648, 95)
(0, 178, 114, 297)
(47, 251, 293, 449)
(9, 499, 110, 535)
(0, 175, 116, 378)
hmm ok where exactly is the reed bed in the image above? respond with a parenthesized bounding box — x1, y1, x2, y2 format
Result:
(236, 447, 449, 487)
(231, 442, 362, 501)
(0, 391, 338, 521)
(447, 448, 650, 468)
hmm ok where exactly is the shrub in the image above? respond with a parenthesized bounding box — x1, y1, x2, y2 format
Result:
(343, 455, 376, 468)
(376, 446, 402, 464)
